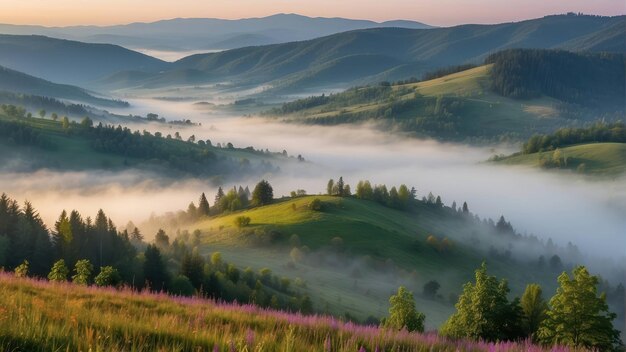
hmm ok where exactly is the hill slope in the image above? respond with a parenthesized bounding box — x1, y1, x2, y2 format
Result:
(103, 14, 626, 92)
(0, 273, 551, 351)
(0, 65, 126, 107)
(495, 143, 626, 176)
(0, 14, 433, 52)
(0, 34, 168, 85)
(264, 50, 625, 141)
(175, 195, 569, 326)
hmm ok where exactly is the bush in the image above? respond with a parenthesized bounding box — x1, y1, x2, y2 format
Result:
(170, 275, 195, 296)
(94, 266, 122, 287)
(309, 198, 323, 211)
(234, 216, 251, 228)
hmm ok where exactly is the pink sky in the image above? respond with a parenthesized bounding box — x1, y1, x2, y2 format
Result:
(0, 0, 624, 26)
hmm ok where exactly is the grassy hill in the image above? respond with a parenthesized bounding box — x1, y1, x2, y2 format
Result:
(265, 65, 569, 141)
(0, 273, 556, 351)
(175, 195, 566, 327)
(494, 143, 626, 176)
(0, 34, 167, 85)
(0, 109, 283, 179)
(264, 49, 625, 142)
(0, 65, 127, 107)
(102, 14, 625, 92)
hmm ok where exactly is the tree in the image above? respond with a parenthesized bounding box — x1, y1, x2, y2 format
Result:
(198, 193, 210, 217)
(48, 259, 69, 282)
(385, 286, 425, 332)
(94, 266, 122, 287)
(155, 229, 169, 248)
(180, 249, 205, 289)
(441, 263, 522, 341)
(356, 180, 373, 200)
(252, 180, 273, 206)
(131, 227, 143, 242)
(462, 202, 469, 214)
(14, 260, 29, 278)
(51, 113, 58, 121)
(327, 179, 334, 195)
(170, 275, 194, 296)
(423, 280, 441, 299)
(38, 109, 46, 118)
(61, 116, 70, 129)
(520, 283, 547, 340)
(144, 245, 168, 291)
(538, 266, 621, 350)
(336, 177, 345, 196)
(72, 259, 93, 285)
(214, 187, 225, 207)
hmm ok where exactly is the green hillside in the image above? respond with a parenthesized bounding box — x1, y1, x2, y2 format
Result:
(0, 108, 283, 179)
(495, 143, 626, 176)
(102, 14, 625, 92)
(179, 195, 563, 327)
(266, 65, 568, 141)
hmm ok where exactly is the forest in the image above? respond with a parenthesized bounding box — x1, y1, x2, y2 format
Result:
(521, 122, 625, 154)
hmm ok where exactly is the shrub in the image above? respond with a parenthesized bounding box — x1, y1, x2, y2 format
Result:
(308, 198, 323, 211)
(234, 216, 251, 228)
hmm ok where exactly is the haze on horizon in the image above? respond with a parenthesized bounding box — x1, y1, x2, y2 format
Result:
(0, 0, 623, 27)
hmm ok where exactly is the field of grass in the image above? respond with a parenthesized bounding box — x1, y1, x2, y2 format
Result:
(269, 65, 569, 141)
(494, 143, 626, 176)
(182, 196, 559, 328)
(0, 273, 572, 352)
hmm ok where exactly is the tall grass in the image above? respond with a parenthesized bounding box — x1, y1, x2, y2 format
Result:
(0, 273, 580, 351)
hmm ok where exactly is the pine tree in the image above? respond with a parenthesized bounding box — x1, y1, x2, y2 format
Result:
(198, 193, 210, 217)
(48, 259, 69, 282)
(252, 180, 273, 206)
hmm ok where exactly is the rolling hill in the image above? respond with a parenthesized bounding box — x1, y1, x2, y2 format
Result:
(263, 50, 625, 142)
(494, 143, 626, 176)
(0, 65, 127, 107)
(101, 14, 626, 92)
(0, 14, 433, 52)
(168, 194, 577, 327)
(0, 34, 167, 85)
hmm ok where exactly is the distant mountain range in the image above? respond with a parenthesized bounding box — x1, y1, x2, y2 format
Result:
(0, 14, 433, 52)
(102, 14, 626, 93)
(0, 14, 623, 95)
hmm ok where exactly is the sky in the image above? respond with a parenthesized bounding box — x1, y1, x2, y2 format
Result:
(0, 0, 624, 27)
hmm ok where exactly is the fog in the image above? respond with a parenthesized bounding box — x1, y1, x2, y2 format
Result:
(2, 98, 625, 266)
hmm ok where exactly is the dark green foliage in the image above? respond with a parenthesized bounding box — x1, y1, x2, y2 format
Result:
(522, 123, 625, 154)
(170, 275, 195, 296)
(197, 193, 210, 217)
(252, 180, 273, 206)
(486, 49, 626, 107)
(180, 250, 205, 289)
(143, 244, 169, 291)
(422, 64, 478, 81)
(0, 92, 89, 116)
(0, 111, 53, 148)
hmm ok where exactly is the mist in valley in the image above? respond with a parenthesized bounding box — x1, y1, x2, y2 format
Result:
(2, 97, 625, 272)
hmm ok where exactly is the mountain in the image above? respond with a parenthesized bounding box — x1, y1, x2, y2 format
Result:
(0, 65, 127, 107)
(263, 50, 626, 142)
(0, 35, 168, 85)
(0, 14, 434, 52)
(102, 14, 626, 92)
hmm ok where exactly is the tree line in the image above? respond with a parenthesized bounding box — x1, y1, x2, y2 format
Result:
(522, 122, 625, 154)
(0, 193, 312, 313)
(388, 263, 622, 351)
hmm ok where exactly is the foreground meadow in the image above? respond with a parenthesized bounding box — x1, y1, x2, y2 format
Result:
(0, 273, 578, 352)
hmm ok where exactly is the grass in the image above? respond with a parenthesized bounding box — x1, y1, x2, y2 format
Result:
(185, 196, 560, 328)
(495, 143, 626, 176)
(0, 273, 575, 352)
